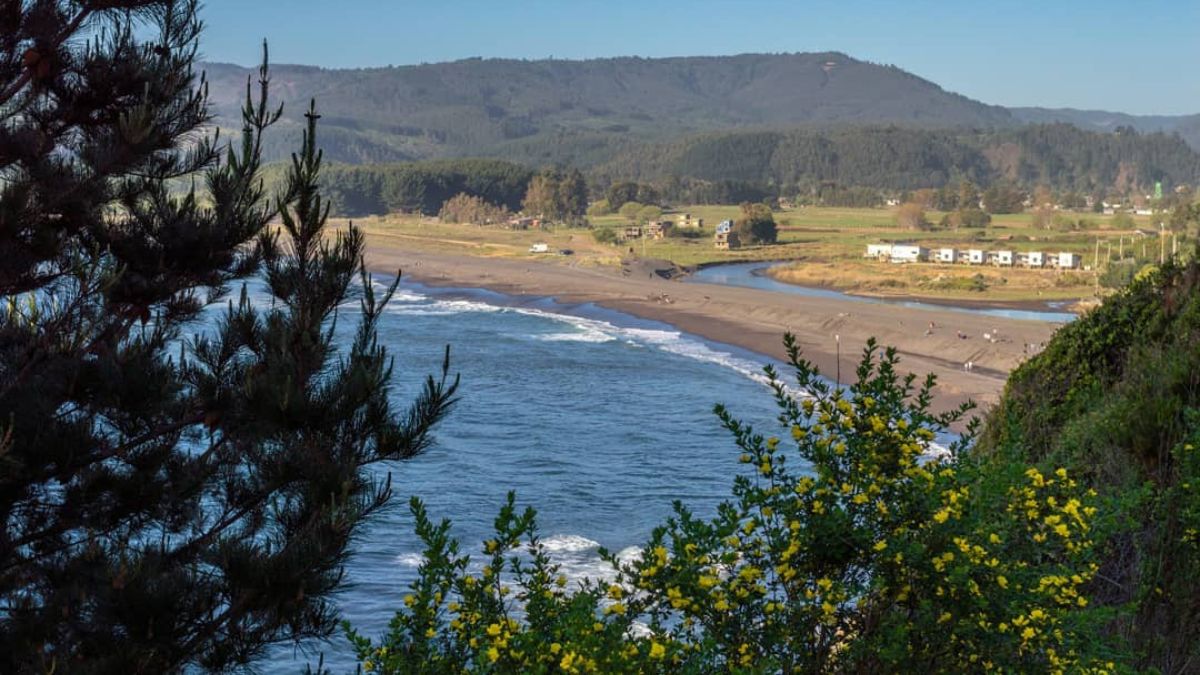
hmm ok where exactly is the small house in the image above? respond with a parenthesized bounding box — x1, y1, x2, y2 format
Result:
(646, 220, 673, 240)
(961, 249, 985, 265)
(865, 243, 893, 260)
(936, 248, 957, 264)
(1055, 252, 1081, 269)
(889, 245, 927, 264)
(1017, 251, 1045, 268)
(623, 226, 643, 239)
(508, 217, 536, 230)
(678, 213, 705, 229)
(529, 242, 549, 254)
(989, 250, 1014, 267)
(714, 230, 741, 250)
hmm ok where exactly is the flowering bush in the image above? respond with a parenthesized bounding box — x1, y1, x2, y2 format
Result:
(347, 336, 1119, 673)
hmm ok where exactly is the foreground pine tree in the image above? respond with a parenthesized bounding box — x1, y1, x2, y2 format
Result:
(0, 2, 457, 672)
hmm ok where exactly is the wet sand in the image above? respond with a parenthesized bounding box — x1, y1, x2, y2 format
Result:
(364, 237, 1065, 416)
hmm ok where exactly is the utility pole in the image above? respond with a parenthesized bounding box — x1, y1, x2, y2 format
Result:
(1094, 238, 1100, 270)
(1119, 236, 1123, 260)
(1161, 222, 1166, 264)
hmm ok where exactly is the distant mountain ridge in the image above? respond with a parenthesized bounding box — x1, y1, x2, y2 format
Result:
(201, 52, 1020, 163)
(198, 53, 1200, 191)
(1011, 107, 1200, 149)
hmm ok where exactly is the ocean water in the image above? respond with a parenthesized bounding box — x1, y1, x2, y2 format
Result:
(260, 280, 793, 671)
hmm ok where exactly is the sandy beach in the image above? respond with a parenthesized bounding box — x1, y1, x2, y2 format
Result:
(364, 233, 1065, 416)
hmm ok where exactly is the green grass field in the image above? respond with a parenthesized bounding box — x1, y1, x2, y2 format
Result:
(359, 204, 1182, 303)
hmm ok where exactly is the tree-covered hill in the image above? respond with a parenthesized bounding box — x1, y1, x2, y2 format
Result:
(201, 52, 1017, 162)
(1012, 107, 1200, 150)
(591, 123, 1200, 194)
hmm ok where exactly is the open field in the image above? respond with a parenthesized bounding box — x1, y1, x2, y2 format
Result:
(351, 205, 1176, 304)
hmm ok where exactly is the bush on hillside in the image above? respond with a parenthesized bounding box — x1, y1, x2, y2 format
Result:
(980, 251, 1200, 670)
(348, 338, 1115, 673)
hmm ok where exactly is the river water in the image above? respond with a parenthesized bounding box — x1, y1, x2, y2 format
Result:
(688, 262, 1078, 323)
(261, 280, 791, 671)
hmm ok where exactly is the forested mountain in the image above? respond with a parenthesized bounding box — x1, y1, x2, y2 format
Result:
(201, 52, 1016, 162)
(199, 53, 1200, 203)
(1012, 107, 1200, 149)
(591, 123, 1200, 194)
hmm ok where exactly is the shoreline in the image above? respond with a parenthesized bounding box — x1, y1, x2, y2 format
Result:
(363, 235, 1066, 416)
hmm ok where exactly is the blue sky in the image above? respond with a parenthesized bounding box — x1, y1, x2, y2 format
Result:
(197, 0, 1199, 115)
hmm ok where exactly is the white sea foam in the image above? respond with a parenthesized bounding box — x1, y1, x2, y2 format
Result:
(394, 552, 425, 568)
(383, 294, 788, 393)
(532, 330, 617, 343)
(540, 534, 602, 553)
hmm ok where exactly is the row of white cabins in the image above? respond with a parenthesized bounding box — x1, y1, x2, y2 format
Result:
(865, 243, 1082, 269)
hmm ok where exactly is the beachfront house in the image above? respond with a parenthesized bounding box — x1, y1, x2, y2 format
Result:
(1054, 252, 1081, 269)
(890, 245, 927, 264)
(866, 243, 893, 260)
(936, 248, 957, 264)
(1017, 251, 1045, 268)
(961, 249, 985, 265)
(646, 220, 673, 239)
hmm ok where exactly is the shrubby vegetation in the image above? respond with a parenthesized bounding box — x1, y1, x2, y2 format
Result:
(439, 193, 511, 225)
(350, 338, 1119, 673)
(982, 252, 1200, 671)
(734, 202, 779, 244)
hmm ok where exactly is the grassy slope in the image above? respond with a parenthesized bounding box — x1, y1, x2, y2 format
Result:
(977, 254, 1200, 670)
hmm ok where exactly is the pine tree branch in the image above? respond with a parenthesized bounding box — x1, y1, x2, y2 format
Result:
(0, 7, 93, 106)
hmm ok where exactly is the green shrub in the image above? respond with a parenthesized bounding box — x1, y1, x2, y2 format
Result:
(348, 338, 1116, 673)
(591, 227, 619, 244)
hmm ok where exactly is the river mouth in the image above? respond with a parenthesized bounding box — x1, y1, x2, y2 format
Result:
(686, 262, 1078, 324)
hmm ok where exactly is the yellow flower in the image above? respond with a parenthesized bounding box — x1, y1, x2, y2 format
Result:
(486, 623, 502, 637)
(487, 646, 500, 663)
(873, 540, 888, 552)
(997, 575, 1008, 589)
(649, 642, 666, 660)
(550, 643, 562, 654)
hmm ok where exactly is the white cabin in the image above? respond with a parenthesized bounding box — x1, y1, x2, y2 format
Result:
(1055, 252, 1081, 269)
(1017, 251, 1045, 268)
(865, 243, 893, 260)
(890, 245, 927, 264)
(991, 250, 1014, 267)
(529, 242, 549, 254)
(962, 249, 985, 265)
(936, 248, 957, 264)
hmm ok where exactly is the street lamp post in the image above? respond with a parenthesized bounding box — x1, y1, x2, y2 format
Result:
(835, 334, 841, 387)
